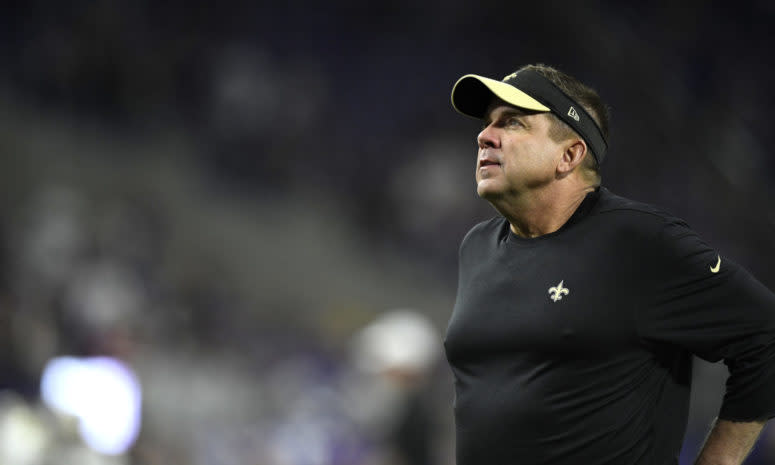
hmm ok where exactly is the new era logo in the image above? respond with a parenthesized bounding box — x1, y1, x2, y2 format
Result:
(567, 106, 580, 121)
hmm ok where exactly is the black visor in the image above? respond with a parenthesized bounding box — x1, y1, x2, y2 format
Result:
(451, 69, 608, 165)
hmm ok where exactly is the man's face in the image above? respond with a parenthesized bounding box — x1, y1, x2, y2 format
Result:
(475, 104, 565, 200)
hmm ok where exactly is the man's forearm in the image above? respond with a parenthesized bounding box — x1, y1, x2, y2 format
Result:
(694, 418, 766, 465)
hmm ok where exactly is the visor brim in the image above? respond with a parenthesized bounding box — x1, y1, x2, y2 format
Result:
(451, 74, 551, 119)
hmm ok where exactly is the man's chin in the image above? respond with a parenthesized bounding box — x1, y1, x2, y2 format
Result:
(476, 182, 502, 200)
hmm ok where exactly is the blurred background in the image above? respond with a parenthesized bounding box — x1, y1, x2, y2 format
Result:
(0, 1, 773, 464)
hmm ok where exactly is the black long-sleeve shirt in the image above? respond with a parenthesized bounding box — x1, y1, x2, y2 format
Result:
(444, 187, 775, 465)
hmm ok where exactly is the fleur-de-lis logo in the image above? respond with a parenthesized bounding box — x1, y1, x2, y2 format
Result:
(548, 280, 569, 302)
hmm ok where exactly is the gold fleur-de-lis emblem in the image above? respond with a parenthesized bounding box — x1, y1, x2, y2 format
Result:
(548, 280, 569, 302)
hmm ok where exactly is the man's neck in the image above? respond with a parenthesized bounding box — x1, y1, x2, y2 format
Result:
(492, 182, 596, 238)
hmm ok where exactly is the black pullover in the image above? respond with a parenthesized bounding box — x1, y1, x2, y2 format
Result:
(445, 187, 775, 465)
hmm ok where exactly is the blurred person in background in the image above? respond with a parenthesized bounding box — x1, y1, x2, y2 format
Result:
(443, 64, 775, 464)
(349, 309, 443, 465)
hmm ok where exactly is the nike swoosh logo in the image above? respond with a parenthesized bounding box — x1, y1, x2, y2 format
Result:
(710, 255, 721, 273)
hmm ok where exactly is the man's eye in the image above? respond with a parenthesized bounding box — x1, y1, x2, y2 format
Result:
(505, 117, 522, 127)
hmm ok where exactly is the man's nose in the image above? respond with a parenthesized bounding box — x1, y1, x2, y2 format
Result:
(477, 124, 500, 149)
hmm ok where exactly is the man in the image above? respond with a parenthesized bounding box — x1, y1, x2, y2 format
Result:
(443, 64, 775, 465)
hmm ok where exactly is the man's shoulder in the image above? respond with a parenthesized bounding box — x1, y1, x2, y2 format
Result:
(594, 187, 687, 227)
(468, 215, 507, 234)
(460, 216, 507, 249)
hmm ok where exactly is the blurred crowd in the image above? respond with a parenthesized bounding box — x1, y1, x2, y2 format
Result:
(0, 1, 774, 464)
(0, 181, 455, 464)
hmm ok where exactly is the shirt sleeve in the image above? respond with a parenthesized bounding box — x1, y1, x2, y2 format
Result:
(636, 217, 775, 421)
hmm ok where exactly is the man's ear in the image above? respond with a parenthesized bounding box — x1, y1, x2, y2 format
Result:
(557, 139, 587, 177)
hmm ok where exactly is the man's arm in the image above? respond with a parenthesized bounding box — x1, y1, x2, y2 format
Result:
(694, 418, 766, 465)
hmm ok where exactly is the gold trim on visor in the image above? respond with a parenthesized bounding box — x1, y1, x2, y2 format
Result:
(451, 74, 551, 118)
